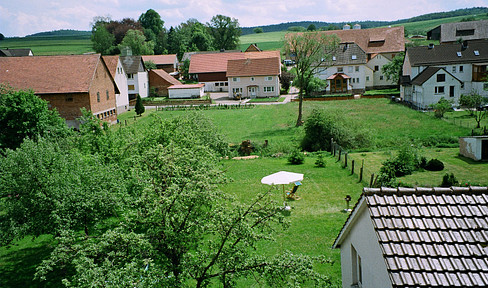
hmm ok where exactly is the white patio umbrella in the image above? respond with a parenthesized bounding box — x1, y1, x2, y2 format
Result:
(261, 171, 304, 204)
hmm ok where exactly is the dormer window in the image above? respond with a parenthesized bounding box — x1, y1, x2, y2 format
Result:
(332, 56, 337, 61)
(457, 52, 462, 57)
(352, 55, 357, 60)
(474, 50, 480, 56)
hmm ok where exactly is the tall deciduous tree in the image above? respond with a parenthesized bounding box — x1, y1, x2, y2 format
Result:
(208, 15, 241, 50)
(139, 9, 167, 54)
(283, 32, 340, 126)
(91, 24, 116, 55)
(0, 85, 68, 151)
(118, 29, 155, 55)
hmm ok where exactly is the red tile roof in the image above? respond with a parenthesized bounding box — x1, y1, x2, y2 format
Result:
(102, 55, 119, 78)
(149, 69, 181, 86)
(169, 84, 204, 89)
(189, 50, 281, 74)
(142, 54, 177, 65)
(288, 27, 405, 54)
(0, 54, 105, 94)
(226, 57, 280, 77)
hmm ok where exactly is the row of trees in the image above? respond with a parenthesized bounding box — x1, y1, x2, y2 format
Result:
(0, 86, 333, 287)
(91, 9, 241, 57)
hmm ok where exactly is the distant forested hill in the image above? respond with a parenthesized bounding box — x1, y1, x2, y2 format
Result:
(241, 7, 488, 35)
(26, 29, 91, 38)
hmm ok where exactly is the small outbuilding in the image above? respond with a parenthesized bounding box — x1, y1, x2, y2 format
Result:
(459, 136, 488, 161)
(168, 84, 205, 99)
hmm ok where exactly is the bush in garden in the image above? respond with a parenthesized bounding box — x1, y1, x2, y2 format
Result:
(288, 149, 305, 165)
(314, 152, 326, 167)
(425, 158, 444, 171)
(441, 173, 458, 187)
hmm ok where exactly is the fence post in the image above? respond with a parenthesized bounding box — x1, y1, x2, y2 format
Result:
(338, 148, 342, 161)
(351, 160, 355, 175)
(359, 160, 364, 182)
(333, 144, 336, 157)
(370, 173, 375, 187)
(344, 153, 348, 168)
(330, 138, 334, 155)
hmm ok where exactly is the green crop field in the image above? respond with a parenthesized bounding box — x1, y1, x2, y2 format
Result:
(1, 35, 94, 55)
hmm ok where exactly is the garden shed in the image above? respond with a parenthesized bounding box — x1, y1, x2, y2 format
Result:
(459, 136, 488, 161)
(168, 84, 205, 99)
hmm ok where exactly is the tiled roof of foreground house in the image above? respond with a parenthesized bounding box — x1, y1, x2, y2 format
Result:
(334, 186, 488, 287)
(189, 50, 281, 74)
(226, 57, 281, 77)
(0, 54, 112, 94)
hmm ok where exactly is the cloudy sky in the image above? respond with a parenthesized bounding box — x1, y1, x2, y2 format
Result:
(1, 0, 486, 37)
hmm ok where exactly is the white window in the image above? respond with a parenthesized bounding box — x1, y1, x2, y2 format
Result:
(352, 55, 357, 60)
(338, 67, 344, 73)
(356, 78, 360, 83)
(351, 245, 362, 286)
(127, 74, 134, 79)
(380, 75, 384, 80)
(355, 66, 359, 72)
(232, 77, 240, 82)
(452, 66, 456, 73)
(251, 77, 255, 82)
(435, 86, 445, 94)
(352, 78, 355, 83)
(459, 65, 464, 73)
(264, 86, 275, 92)
(366, 76, 370, 81)
(348, 66, 353, 73)
(265, 76, 273, 81)
(332, 56, 336, 61)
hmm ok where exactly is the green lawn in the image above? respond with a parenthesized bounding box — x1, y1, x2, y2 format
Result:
(221, 155, 364, 286)
(240, 31, 287, 51)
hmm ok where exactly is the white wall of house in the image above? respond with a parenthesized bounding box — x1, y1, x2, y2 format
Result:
(367, 54, 396, 87)
(413, 70, 461, 109)
(318, 65, 368, 91)
(339, 204, 392, 288)
(137, 71, 149, 98)
(228, 75, 280, 98)
(204, 81, 229, 93)
(114, 60, 129, 114)
(169, 87, 204, 99)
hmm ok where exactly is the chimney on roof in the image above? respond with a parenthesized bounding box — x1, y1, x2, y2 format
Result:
(428, 43, 435, 49)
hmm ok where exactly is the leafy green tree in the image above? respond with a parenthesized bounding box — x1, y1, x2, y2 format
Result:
(429, 97, 453, 118)
(135, 94, 145, 116)
(459, 91, 488, 127)
(144, 60, 157, 70)
(283, 32, 340, 126)
(0, 33, 5, 40)
(139, 9, 167, 54)
(253, 27, 263, 33)
(91, 24, 116, 55)
(307, 24, 317, 31)
(287, 26, 306, 32)
(118, 29, 155, 55)
(0, 85, 68, 150)
(208, 15, 241, 50)
(181, 59, 191, 80)
(381, 52, 405, 84)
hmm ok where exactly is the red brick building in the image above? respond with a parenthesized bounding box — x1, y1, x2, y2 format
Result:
(0, 54, 119, 128)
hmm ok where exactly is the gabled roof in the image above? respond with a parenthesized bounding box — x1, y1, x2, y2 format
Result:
(149, 69, 181, 86)
(102, 55, 120, 78)
(245, 44, 262, 52)
(142, 54, 178, 65)
(430, 20, 488, 43)
(328, 43, 367, 66)
(0, 48, 33, 57)
(327, 73, 351, 80)
(312, 26, 405, 54)
(0, 54, 111, 94)
(406, 40, 488, 66)
(120, 55, 145, 74)
(189, 50, 281, 74)
(226, 57, 280, 77)
(410, 67, 461, 86)
(334, 186, 488, 288)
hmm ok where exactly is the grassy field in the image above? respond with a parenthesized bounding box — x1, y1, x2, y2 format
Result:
(1, 35, 94, 56)
(394, 13, 488, 35)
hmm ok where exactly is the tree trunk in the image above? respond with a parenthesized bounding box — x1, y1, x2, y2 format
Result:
(296, 90, 304, 127)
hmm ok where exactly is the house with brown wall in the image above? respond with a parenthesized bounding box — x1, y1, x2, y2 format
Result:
(0, 54, 119, 128)
(142, 54, 179, 74)
(148, 69, 182, 97)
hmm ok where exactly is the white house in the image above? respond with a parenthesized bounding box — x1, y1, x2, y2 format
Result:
(333, 187, 488, 288)
(120, 55, 149, 101)
(226, 57, 281, 99)
(401, 40, 488, 109)
(103, 55, 129, 114)
(168, 84, 204, 99)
